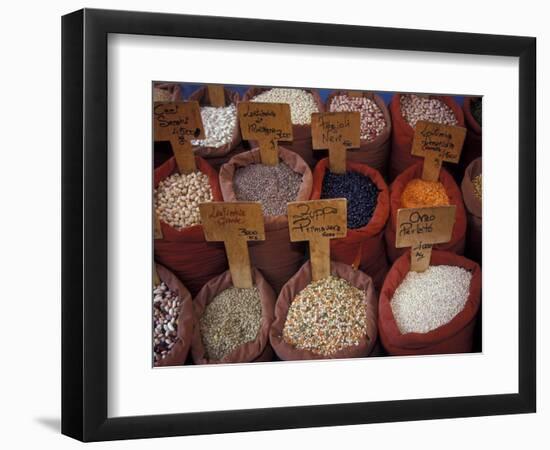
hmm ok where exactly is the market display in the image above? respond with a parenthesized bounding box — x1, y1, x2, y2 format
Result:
(151, 83, 482, 366)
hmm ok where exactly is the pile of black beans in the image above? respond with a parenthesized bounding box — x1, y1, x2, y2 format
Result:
(321, 169, 379, 229)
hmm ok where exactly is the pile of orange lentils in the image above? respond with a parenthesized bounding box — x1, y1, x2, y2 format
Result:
(400, 178, 450, 208)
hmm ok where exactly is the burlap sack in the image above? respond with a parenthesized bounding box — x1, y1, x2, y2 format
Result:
(270, 260, 378, 360)
(154, 156, 228, 297)
(188, 86, 242, 158)
(191, 268, 276, 364)
(219, 147, 313, 293)
(378, 250, 481, 355)
(242, 87, 325, 167)
(388, 94, 465, 181)
(154, 263, 194, 367)
(325, 91, 392, 176)
(461, 157, 482, 263)
(310, 158, 390, 290)
(384, 162, 467, 262)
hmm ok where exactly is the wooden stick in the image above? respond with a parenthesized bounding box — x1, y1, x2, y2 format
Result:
(172, 140, 196, 174)
(410, 243, 433, 272)
(309, 237, 331, 281)
(224, 240, 253, 288)
(258, 138, 279, 166)
(207, 85, 226, 107)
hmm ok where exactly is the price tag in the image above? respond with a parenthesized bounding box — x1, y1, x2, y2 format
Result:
(411, 120, 467, 181)
(395, 205, 456, 272)
(311, 112, 361, 174)
(207, 84, 226, 107)
(238, 102, 293, 166)
(153, 101, 205, 174)
(287, 199, 347, 281)
(199, 202, 265, 288)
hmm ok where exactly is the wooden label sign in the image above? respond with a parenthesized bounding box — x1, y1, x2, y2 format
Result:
(287, 199, 347, 281)
(347, 90, 363, 97)
(395, 205, 456, 272)
(199, 202, 265, 288)
(311, 112, 361, 174)
(411, 120, 467, 181)
(153, 101, 205, 174)
(207, 84, 226, 107)
(238, 102, 293, 166)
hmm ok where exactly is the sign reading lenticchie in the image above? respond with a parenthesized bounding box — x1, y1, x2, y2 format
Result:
(287, 199, 347, 281)
(396, 205, 456, 272)
(199, 202, 265, 288)
(238, 102, 293, 166)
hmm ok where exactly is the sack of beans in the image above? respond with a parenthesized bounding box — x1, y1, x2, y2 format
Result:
(458, 97, 482, 182)
(389, 93, 465, 181)
(384, 162, 467, 262)
(325, 91, 392, 176)
(461, 157, 482, 263)
(219, 147, 313, 293)
(270, 260, 378, 360)
(242, 87, 324, 167)
(310, 158, 390, 290)
(378, 250, 481, 355)
(153, 82, 182, 102)
(153, 263, 194, 367)
(188, 86, 242, 159)
(154, 156, 228, 297)
(191, 268, 276, 364)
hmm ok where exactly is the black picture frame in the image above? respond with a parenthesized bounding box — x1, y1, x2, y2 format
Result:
(62, 8, 536, 442)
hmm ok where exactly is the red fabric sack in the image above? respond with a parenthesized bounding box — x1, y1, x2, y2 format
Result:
(270, 260, 378, 360)
(242, 87, 325, 167)
(191, 268, 276, 364)
(378, 250, 481, 355)
(154, 263, 194, 367)
(153, 156, 228, 297)
(310, 158, 390, 290)
(219, 147, 313, 294)
(388, 94, 465, 181)
(325, 91, 392, 176)
(384, 162, 467, 262)
(457, 97, 482, 182)
(461, 157, 482, 264)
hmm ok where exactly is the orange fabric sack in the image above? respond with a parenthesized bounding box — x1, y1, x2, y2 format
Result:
(154, 263, 194, 367)
(384, 162, 467, 262)
(242, 87, 325, 167)
(378, 250, 481, 355)
(153, 156, 228, 297)
(188, 86, 242, 158)
(461, 157, 482, 264)
(325, 91, 392, 176)
(191, 268, 276, 364)
(388, 94, 465, 181)
(219, 147, 313, 293)
(310, 158, 390, 290)
(270, 260, 378, 360)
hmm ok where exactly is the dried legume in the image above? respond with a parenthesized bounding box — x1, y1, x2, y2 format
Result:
(250, 88, 319, 125)
(191, 104, 237, 148)
(471, 98, 482, 126)
(153, 282, 182, 364)
(321, 169, 379, 229)
(391, 265, 472, 334)
(153, 87, 172, 102)
(200, 286, 262, 361)
(473, 174, 482, 201)
(233, 162, 303, 216)
(283, 276, 367, 356)
(155, 172, 213, 229)
(400, 94, 458, 128)
(329, 94, 386, 141)
(401, 178, 450, 208)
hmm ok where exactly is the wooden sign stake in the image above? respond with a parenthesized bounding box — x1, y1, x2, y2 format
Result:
(153, 101, 205, 174)
(411, 120, 467, 182)
(207, 85, 226, 107)
(238, 102, 293, 166)
(153, 264, 161, 287)
(311, 112, 361, 174)
(395, 205, 456, 272)
(199, 202, 265, 288)
(287, 199, 347, 281)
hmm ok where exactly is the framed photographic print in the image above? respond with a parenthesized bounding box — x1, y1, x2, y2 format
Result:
(62, 8, 536, 442)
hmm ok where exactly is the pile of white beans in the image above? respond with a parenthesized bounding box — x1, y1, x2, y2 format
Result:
(192, 104, 237, 148)
(250, 88, 319, 125)
(400, 94, 458, 128)
(155, 172, 213, 230)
